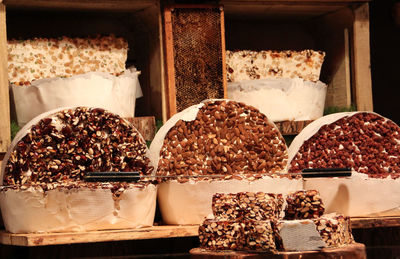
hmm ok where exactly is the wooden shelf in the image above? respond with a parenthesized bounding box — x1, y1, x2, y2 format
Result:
(0, 225, 198, 247)
(0, 217, 399, 247)
(350, 216, 400, 229)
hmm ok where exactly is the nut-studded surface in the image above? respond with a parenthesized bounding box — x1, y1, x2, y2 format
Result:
(289, 113, 400, 178)
(212, 193, 241, 220)
(3, 107, 153, 192)
(8, 35, 128, 86)
(243, 220, 277, 252)
(284, 190, 324, 220)
(157, 100, 289, 182)
(313, 214, 354, 247)
(226, 50, 325, 83)
(239, 192, 283, 220)
(199, 219, 244, 250)
(199, 219, 276, 252)
(212, 192, 283, 221)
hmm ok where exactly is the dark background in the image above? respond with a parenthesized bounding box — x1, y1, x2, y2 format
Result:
(370, 0, 400, 125)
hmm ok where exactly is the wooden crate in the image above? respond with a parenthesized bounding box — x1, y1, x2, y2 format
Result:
(0, 0, 373, 153)
(0, 0, 165, 156)
(222, 0, 372, 134)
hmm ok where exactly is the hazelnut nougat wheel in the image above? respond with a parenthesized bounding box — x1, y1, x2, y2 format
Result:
(288, 112, 400, 217)
(0, 107, 156, 233)
(289, 112, 400, 178)
(150, 100, 303, 225)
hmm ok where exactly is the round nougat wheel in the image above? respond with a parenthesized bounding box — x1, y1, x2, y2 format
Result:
(0, 107, 156, 233)
(288, 112, 400, 217)
(150, 99, 303, 224)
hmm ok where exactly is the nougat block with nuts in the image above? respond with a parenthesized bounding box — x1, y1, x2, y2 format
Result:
(8, 35, 128, 85)
(284, 190, 324, 220)
(238, 192, 284, 220)
(199, 219, 244, 250)
(212, 192, 284, 221)
(313, 213, 354, 247)
(243, 220, 277, 252)
(212, 193, 241, 220)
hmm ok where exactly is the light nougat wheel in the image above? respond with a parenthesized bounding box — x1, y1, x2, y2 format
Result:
(0, 107, 156, 233)
(150, 99, 303, 224)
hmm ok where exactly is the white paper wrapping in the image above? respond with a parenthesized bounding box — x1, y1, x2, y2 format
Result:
(278, 220, 326, 251)
(227, 78, 327, 122)
(158, 177, 303, 225)
(11, 68, 143, 127)
(288, 112, 400, 216)
(0, 185, 157, 233)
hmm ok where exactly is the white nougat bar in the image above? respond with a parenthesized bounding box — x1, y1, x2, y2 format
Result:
(226, 50, 325, 82)
(8, 35, 128, 85)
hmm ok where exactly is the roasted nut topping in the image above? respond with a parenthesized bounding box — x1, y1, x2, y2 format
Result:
(157, 100, 289, 182)
(284, 190, 324, 220)
(199, 219, 276, 252)
(312, 214, 354, 247)
(289, 113, 400, 178)
(212, 192, 283, 221)
(3, 107, 153, 192)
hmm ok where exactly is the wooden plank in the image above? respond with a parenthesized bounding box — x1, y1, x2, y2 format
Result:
(0, 217, 398, 247)
(124, 116, 156, 141)
(220, 7, 228, 99)
(0, 4, 10, 153)
(0, 225, 199, 246)
(190, 243, 366, 259)
(223, 4, 346, 21)
(131, 3, 164, 120)
(3, 0, 156, 11)
(351, 217, 400, 229)
(325, 28, 352, 108)
(305, 6, 353, 108)
(351, 3, 373, 111)
(163, 6, 177, 120)
(274, 120, 313, 135)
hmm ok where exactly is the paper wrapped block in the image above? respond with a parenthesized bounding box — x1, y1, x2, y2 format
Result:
(11, 69, 143, 127)
(288, 112, 400, 216)
(8, 35, 128, 85)
(226, 50, 325, 83)
(150, 99, 303, 225)
(1, 107, 156, 233)
(227, 78, 327, 121)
